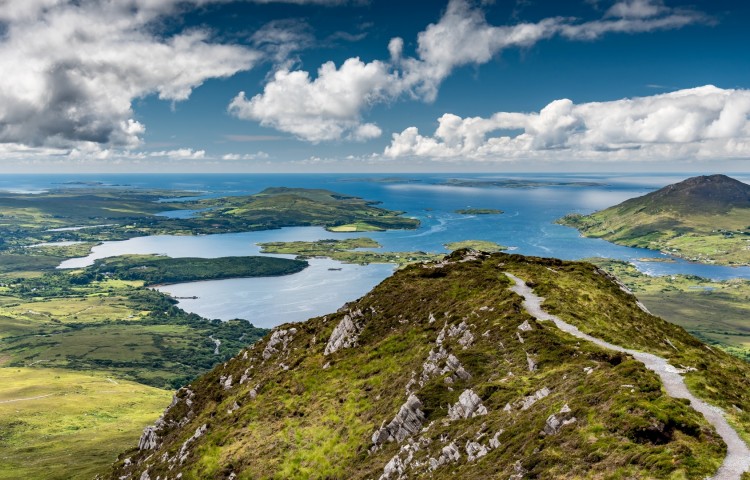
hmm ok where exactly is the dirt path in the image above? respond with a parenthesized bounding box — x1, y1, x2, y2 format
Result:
(506, 273, 750, 480)
(0, 393, 55, 404)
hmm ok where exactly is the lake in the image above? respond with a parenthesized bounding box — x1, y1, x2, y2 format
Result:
(5, 173, 748, 327)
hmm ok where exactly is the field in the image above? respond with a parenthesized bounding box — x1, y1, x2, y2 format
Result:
(589, 258, 750, 361)
(0, 368, 171, 480)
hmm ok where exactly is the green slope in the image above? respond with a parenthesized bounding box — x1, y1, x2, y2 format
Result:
(558, 175, 750, 265)
(104, 252, 750, 480)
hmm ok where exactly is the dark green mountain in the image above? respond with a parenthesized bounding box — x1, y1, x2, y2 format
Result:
(103, 251, 750, 480)
(559, 175, 750, 265)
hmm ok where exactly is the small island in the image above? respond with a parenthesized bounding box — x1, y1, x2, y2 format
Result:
(86, 254, 308, 285)
(455, 208, 503, 215)
(259, 237, 442, 267)
(445, 240, 508, 252)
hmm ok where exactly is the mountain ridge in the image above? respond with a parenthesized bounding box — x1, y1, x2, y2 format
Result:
(103, 251, 750, 480)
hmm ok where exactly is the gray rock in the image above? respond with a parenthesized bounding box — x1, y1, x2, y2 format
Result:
(489, 431, 502, 449)
(526, 352, 537, 372)
(178, 424, 208, 464)
(448, 389, 488, 420)
(373, 395, 426, 445)
(465, 440, 489, 461)
(324, 310, 363, 356)
(262, 328, 297, 361)
(458, 329, 475, 349)
(138, 426, 159, 450)
(542, 404, 576, 435)
(518, 320, 533, 332)
(520, 387, 550, 411)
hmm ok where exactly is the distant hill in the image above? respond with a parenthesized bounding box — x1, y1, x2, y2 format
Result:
(103, 252, 750, 480)
(558, 175, 750, 265)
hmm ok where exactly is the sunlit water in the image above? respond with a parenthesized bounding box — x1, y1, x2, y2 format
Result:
(5, 173, 748, 327)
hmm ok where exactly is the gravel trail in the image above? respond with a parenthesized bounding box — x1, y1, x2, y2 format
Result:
(506, 273, 750, 480)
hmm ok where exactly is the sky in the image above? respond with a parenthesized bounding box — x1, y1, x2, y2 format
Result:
(0, 0, 749, 173)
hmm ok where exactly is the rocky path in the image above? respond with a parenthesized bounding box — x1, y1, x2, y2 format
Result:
(506, 273, 750, 480)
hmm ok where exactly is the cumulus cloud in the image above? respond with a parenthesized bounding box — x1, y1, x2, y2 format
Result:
(228, 57, 395, 142)
(149, 148, 207, 160)
(221, 152, 270, 160)
(231, 0, 708, 142)
(384, 86, 750, 162)
(0, 0, 259, 150)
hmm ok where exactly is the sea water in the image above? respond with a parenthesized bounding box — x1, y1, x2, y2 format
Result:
(4, 173, 748, 326)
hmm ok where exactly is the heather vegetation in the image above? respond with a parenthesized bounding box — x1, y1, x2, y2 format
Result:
(106, 252, 750, 480)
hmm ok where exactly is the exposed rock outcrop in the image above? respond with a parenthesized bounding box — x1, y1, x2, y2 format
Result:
(324, 309, 364, 356)
(448, 389, 488, 420)
(373, 395, 426, 445)
(262, 328, 297, 360)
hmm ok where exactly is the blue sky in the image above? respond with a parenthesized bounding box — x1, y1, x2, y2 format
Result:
(0, 0, 748, 172)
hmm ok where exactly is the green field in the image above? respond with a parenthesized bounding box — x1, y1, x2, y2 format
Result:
(588, 258, 750, 361)
(0, 368, 171, 480)
(444, 240, 507, 252)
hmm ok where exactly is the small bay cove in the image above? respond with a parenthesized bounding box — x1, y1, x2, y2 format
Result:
(42, 173, 750, 327)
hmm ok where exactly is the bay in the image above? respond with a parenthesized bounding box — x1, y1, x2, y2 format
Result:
(4, 172, 747, 326)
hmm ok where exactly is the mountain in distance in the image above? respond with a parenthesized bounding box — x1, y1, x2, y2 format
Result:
(558, 175, 750, 266)
(103, 251, 750, 480)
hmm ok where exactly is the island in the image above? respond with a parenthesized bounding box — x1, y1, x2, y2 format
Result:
(259, 237, 443, 267)
(445, 240, 508, 252)
(455, 208, 504, 215)
(558, 175, 750, 266)
(86, 254, 308, 285)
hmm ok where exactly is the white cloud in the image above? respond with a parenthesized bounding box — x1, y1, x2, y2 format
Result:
(231, 0, 708, 142)
(150, 148, 207, 159)
(606, 0, 666, 19)
(384, 86, 750, 162)
(228, 57, 396, 142)
(221, 152, 270, 160)
(0, 0, 258, 150)
(251, 19, 315, 69)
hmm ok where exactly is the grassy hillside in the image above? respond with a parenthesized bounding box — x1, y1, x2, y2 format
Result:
(586, 258, 750, 362)
(105, 252, 750, 480)
(0, 368, 171, 480)
(0, 187, 419, 250)
(558, 175, 750, 265)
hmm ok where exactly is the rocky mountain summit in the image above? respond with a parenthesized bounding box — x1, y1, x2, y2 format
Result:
(103, 251, 750, 479)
